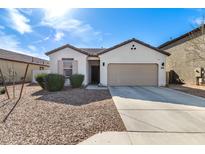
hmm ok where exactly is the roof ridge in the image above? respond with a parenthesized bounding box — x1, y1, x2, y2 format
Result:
(98, 38, 170, 56)
(80, 48, 106, 49)
(158, 24, 205, 49)
(45, 43, 89, 56)
(45, 38, 170, 56)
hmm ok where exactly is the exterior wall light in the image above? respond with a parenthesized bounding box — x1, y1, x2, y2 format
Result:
(161, 62, 165, 69)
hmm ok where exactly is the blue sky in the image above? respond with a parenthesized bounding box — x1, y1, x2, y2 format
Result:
(0, 8, 205, 59)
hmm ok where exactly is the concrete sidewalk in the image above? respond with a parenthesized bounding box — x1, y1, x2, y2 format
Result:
(79, 131, 205, 144)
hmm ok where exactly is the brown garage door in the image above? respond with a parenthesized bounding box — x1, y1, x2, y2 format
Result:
(108, 64, 158, 86)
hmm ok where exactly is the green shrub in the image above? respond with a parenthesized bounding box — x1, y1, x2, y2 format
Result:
(45, 74, 65, 91)
(35, 73, 47, 89)
(0, 87, 5, 95)
(70, 74, 84, 88)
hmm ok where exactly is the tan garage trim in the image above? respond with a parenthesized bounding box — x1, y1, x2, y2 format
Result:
(108, 63, 158, 86)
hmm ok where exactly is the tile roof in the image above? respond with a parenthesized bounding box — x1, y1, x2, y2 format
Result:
(45, 38, 170, 56)
(98, 38, 170, 56)
(158, 24, 205, 49)
(80, 48, 106, 56)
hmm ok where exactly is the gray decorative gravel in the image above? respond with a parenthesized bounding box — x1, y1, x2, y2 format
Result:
(0, 84, 126, 144)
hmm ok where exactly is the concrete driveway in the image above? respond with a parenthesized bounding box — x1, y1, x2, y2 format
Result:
(108, 86, 205, 144)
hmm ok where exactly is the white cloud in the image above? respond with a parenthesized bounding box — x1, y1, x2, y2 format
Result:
(54, 32, 64, 41)
(0, 31, 47, 59)
(28, 45, 37, 51)
(32, 36, 50, 44)
(41, 8, 103, 44)
(6, 8, 32, 34)
(41, 9, 79, 31)
(43, 36, 50, 41)
(0, 32, 21, 52)
(192, 17, 205, 25)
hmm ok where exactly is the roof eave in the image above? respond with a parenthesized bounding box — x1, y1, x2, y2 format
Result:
(98, 38, 170, 56)
(45, 44, 89, 56)
(158, 24, 205, 49)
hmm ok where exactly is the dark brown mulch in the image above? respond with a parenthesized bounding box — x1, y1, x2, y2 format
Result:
(0, 84, 126, 144)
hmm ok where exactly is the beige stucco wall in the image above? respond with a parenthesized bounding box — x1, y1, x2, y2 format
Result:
(48, 47, 88, 85)
(164, 34, 205, 84)
(99, 41, 167, 86)
(0, 59, 48, 83)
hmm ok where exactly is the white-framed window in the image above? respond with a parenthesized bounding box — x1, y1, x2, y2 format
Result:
(62, 58, 73, 77)
(39, 66, 44, 70)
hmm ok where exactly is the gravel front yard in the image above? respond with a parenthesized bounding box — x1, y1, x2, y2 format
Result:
(169, 84, 205, 98)
(0, 84, 126, 144)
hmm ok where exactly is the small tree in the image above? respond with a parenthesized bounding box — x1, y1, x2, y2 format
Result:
(185, 16, 205, 64)
(183, 16, 205, 85)
(7, 63, 17, 99)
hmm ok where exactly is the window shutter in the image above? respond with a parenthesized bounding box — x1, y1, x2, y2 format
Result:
(58, 60, 63, 75)
(72, 60, 78, 74)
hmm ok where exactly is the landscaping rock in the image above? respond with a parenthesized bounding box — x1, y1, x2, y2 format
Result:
(0, 84, 126, 144)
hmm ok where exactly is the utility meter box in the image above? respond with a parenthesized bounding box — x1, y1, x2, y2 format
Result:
(194, 67, 202, 77)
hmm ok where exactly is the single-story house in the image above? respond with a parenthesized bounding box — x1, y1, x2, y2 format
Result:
(158, 25, 205, 84)
(45, 38, 170, 86)
(0, 48, 49, 83)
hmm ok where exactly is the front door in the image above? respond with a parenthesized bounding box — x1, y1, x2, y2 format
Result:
(91, 66, 100, 84)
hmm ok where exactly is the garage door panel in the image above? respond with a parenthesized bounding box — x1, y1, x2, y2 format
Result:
(108, 64, 158, 86)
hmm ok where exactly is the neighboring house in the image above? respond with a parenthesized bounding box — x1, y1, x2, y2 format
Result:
(46, 38, 170, 86)
(159, 26, 205, 84)
(0, 49, 49, 83)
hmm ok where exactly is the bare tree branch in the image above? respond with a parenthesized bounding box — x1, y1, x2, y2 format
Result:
(185, 17, 205, 63)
